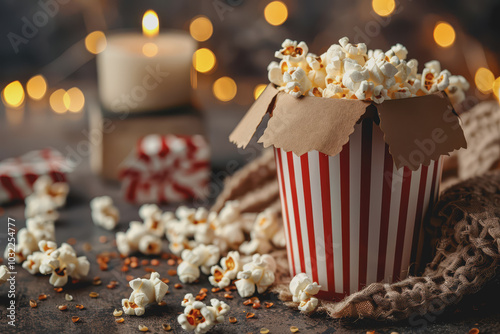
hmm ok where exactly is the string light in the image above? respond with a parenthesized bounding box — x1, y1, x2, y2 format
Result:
(254, 84, 267, 99)
(64, 87, 85, 113)
(213, 77, 237, 102)
(50, 89, 68, 114)
(2, 81, 25, 108)
(189, 16, 213, 42)
(264, 1, 288, 26)
(433, 22, 456, 48)
(193, 48, 216, 73)
(85, 31, 107, 54)
(372, 0, 396, 17)
(475, 67, 495, 94)
(142, 10, 159, 37)
(26, 75, 47, 100)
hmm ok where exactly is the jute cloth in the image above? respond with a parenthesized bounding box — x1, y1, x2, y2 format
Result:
(271, 170, 500, 321)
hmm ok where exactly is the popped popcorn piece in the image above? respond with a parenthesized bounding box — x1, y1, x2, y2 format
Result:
(275, 39, 309, 64)
(289, 273, 321, 314)
(25, 194, 59, 220)
(421, 61, 450, 94)
(372, 85, 390, 104)
(32, 175, 69, 208)
(90, 196, 120, 230)
(391, 43, 408, 60)
(116, 219, 162, 256)
(178, 295, 230, 333)
(139, 204, 166, 237)
(23, 241, 90, 287)
(235, 254, 276, 298)
(446, 75, 470, 105)
(138, 234, 162, 255)
(208, 251, 242, 289)
(178, 244, 220, 283)
(0, 265, 10, 286)
(122, 272, 169, 316)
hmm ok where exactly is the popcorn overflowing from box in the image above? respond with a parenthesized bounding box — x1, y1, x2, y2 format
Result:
(230, 37, 468, 299)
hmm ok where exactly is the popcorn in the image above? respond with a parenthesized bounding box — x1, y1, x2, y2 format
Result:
(116, 214, 162, 256)
(138, 234, 162, 255)
(289, 273, 321, 314)
(4, 216, 56, 263)
(23, 241, 90, 287)
(139, 204, 166, 237)
(178, 295, 230, 333)
(240, 209, 285, 254)
(235, 254, 276, 298)
(122, 272, 169, 316)
(90, 196, 120, 230)
(178, 244, 220, 283)
(25, 194, 59, 220)
(275, 39, 309, 64)
(208, 251, 242, 289)
(31, 175, 69, 208)
(268, 37, 468, 102)
(446, 75, 470, 105)
(0, 265, 10, 285)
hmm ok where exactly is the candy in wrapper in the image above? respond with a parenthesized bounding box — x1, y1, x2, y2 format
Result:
(0, 149, 73, 204)
(119, 134, 210, 204)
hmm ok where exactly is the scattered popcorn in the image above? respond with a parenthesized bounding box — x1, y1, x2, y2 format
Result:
(289, 273, 321, 314)
(240, 209, 284, 255)
(32, 175, 69, 207)
(209, 251, 242, 289)
(267, 37, 469, 103)
(22, 241, 90, 287)
(25, 194, 59, 220)
(139, 204, 167, 237)
(122, 272, 169, 316)
(4, 216, 56, 263)
(0, 265, 10, 286)
(116, 221, 161, 256)
(90, 196, 120, 230)
(178, 294, 230, 334)
(235, 254, 276, 298)
(177, 244, 220, 283)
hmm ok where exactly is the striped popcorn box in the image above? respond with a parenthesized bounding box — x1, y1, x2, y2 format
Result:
(119, 134, 210, 204)
(274, 119, 443, 299)
(230, 84, 467, 299)
(0, 148, 73, 204)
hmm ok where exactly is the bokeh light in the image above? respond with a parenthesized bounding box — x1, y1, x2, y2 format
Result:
(142, 10, 159, 37)
(213, 77, 237, 102)
(50, 89, 68, 114)
(26, 75, 47, 100)
(85, 31, 107, 54)
(264, 1, 288, 26)
(254, 84, 267, 100)
(433, 22, 456, 48)
(2, 81, 25, 108)
(193, 48, 216, 73)
(475, 67, 495, 94)
(492, 77, 500, 99)
(189, 16, 213, 42)
(372, 0, 396, 17)
(63, 87, 85, 113)
(142, 42, 159, 57)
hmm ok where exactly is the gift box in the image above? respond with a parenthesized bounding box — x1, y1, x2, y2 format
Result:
(119, 134, 210, 204)
(0, 148, 73, 204)
(230, 84, 467, 299)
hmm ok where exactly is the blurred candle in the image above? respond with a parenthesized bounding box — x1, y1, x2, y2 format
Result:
(97, 10, 197, 113)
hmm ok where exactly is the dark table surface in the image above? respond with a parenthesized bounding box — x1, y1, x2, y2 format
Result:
(0, 101, 500, 334)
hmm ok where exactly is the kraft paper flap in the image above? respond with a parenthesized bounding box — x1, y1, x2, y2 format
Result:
(229, 85, 467, 170)
(229, 84, 279, 148)
(258, 92, 369, 157)
(377, 92, 467, 170)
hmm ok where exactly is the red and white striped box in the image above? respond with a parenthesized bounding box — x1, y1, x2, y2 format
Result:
(0, 148, 73, 204)
(119, 134, 210, 204)
(230, 84, 467, 300)
(274, 119, 442, 299)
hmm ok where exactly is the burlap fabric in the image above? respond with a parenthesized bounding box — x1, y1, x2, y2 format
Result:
(271, 170, 500, 321)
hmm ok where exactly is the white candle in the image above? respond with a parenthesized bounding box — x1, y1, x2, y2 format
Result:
(97, 11, 196, 113)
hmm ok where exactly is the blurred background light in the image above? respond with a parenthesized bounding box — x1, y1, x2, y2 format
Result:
(142, 42, 159, 57)
(189, 16, 213, 42)
(2, 81, 25, 108)
(85, 31, 107, 54)
(26, 75, 47, 101)
(50, 89, 68, 114)
(143, 10, 159, 37)
(254, 84, 267, 99)
(264, 1, 288, 26)
(193, 48, 216, 73)
(372, 0, 396, 17)
(475, 67, 495, 93)
(63, 87, 85, 113)
(213, 77, 237, 102)
(433, 22, 456, 47)
(492, 77, 500, 98)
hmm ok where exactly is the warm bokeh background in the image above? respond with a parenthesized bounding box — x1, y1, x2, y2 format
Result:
(1, 0, 499, 166)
